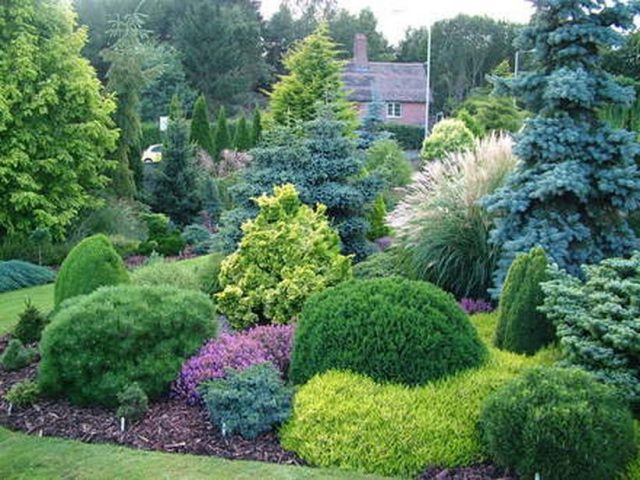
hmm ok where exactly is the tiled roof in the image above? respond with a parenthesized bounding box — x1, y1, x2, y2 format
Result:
(343, 62, 427, 103)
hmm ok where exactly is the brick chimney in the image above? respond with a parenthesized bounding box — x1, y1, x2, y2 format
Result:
(353, 33, 368, 68)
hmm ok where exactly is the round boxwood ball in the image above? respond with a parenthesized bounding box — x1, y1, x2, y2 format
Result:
(479, 367, 637, 480)
(38, 285, 217, 407)
(289, 278, 487, 386)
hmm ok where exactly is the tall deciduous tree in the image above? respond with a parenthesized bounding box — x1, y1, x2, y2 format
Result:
(174, 0, 266, 107)
(483, 0, 640, 294)
(152, 96, 202, 226)
(189, 94, 214, 155)
(329, 8, 394, 61)
(398, 15, 518, 113)
(0, 0, 118, 238)
(269, 24, 357, 134)
(102, 9, 159, 196)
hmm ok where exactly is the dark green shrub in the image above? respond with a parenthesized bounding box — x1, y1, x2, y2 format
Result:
(54, 234, 129, 307)
(181, 224, 211, 246)
(200, 363, 293, 440)
(13, 300, 47, 344)
(137, 214, 185, 256)
(0, 260, 55, 293)
(4, 380, 40, 408)
(479, 367, 636, 480)
(38, 285, 217, 407)
(141, 121, 163, 148)
(116, 383, 149, 422)
(383, 123, 424, 150)
(197, 252, 226, 295)
(494, 246, 553, 355)
(1, 339, 37, 371)
(353, 250, 410, 279)
(289, 278, 487, 386)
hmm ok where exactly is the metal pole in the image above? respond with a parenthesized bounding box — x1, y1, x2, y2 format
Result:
(425, 24, 432, 134)
(514, 51, 520, 77)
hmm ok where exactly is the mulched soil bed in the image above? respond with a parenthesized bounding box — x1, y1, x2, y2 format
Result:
(0, 342, 302, 465)
(0, 334, 514, 479)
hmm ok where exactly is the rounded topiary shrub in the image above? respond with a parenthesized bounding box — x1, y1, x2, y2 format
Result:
(479, 367, 636, 480)
(54, 234, 129, 307)
(38, 285, 217, 407)
(421, 118, 475, 162)
(289, 278, 487, 386)
(494, 246, 553, 355)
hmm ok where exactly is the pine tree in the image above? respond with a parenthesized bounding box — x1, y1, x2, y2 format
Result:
(220, 108, 382, 259)
(189, 94, 214, 155)
(152, 96, 202, 226)
(269, 23, 357, 134)
(213, 106, 231, 160)
(483, 0, 640, 293)
(0, 0, 117, 238)
(233, 116, 252, 151)
(102, 10, 158, 197)
(251, 109, 263, 146)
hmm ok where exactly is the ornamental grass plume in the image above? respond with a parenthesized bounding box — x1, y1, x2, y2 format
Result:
(390, 134, 517, 299)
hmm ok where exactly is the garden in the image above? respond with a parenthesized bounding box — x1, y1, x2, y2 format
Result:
(3, 0, 640, 479)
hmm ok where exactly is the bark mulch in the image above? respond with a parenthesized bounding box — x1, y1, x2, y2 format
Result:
(419, 464, 517, 480)
(0, 339, 302, 465)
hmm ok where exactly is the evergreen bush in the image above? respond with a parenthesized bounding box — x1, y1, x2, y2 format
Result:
(189, 94, 214, 155)
(383, 123, 424, 150)
(365, 139, 413, 208)
(479, 367, 636, 480)
(213, 107, 231, 159)
(4, 380, 40, 408)
(13, 300, 47, 344)
(289, 278, 487, 386)
(366, 195, 391, 240)
(1, 339, 37, 371)
(38, 285, 217, 407)
(352, 250, 410, 280)
(233, 116, 252, 151)
(54, 234, 129, 307)
(216, 184, 352, 329)
(494, 246, 553, 355)
(421, 118, 475, 162)
(0, 260, 55, 293)
(540, 252, 640, 406)
(116, 383, 149, 422)
(196, 252, 226, 295)
(200, 363, 293, 440)
(131, 259, 202, 291)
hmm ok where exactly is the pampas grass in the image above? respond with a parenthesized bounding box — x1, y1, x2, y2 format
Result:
(389, 134, 516, 298)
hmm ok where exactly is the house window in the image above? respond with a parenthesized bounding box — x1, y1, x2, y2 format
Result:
(387, 102, 402, 118)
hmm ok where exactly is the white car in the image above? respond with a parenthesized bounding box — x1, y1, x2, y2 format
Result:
(141, 144, 162, 164)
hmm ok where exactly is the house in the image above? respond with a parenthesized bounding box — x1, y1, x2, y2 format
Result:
(342, 33, 428, 127)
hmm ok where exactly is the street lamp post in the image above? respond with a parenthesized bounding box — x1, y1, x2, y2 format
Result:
(425, 24, 432, 134)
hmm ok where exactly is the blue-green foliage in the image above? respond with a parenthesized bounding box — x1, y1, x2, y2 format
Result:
(0, 260, 55, 293)
(540, 253, 640, 407)
(483, 0, 640, 294)
(357, 97, 391, 149)
(200, 363, 293, 440)
(220, 109, 382, 260)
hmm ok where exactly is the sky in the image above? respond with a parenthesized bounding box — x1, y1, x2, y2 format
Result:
(260, 0, 535, 44)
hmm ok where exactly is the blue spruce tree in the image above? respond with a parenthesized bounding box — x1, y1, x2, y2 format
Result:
(484, 0, 640, 294)
(220, 108, 382, 260)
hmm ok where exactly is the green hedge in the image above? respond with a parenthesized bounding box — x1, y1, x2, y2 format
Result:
(480, 367, 636, 480)
(39, 285, 217, 407)
(54, 234, 129, 307)
(282, 345, 546, 477)
(290, 278, 486, 386)
(383, 123, 424, 150)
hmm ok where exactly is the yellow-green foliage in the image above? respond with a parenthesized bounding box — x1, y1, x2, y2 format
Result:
(54, 234, 129, 307)
(281, 313, 554, 478)
(216, 184, 352, 329)
(421, 118, 475, 162)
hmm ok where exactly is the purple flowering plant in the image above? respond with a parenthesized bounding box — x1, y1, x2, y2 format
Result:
(173, 324, 294, 404)
(459, 298, 493, 315)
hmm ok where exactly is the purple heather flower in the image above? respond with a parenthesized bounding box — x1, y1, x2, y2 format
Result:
(459, 298, 493, 315)
(173, 324, 294, 404)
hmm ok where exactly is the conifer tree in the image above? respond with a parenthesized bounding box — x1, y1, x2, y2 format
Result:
(0, 0, 117, 238)
(189, 94, 214, 155)
(233, 116, 252, 151)
(251, 109, 263, 146)
(221, 108, 381, 259)
(269, 23, 357, 134)
(484, 0, 640, 293)
(213, 106, 231, 160)
(152, 96, 202, 226)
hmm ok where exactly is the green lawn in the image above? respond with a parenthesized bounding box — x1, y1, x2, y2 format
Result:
(0, 427, 383, 480)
